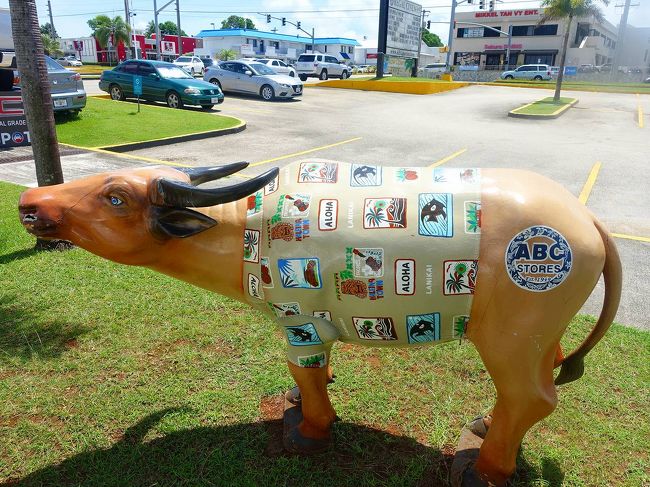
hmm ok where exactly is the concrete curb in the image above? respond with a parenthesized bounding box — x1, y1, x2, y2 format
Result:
(485, 82, 648, 96)
(508, 98, 579, 119)
(99, 120, 247, 152)
(309, 79, 469, 95)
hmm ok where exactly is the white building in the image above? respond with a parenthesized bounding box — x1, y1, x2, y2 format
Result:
(58, 37, 98, 64)
(194, 29, 359, 62)
(451, 8, 617, 68)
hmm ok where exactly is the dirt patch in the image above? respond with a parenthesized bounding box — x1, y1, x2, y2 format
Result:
(64, 338, 79, 349)
(259, 394, 285, 458)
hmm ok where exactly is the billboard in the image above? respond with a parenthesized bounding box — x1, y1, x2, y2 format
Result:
(378, 0, 422, 59)
(0, 93, 30, 148)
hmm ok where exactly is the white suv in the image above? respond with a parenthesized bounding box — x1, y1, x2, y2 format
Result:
(255, 59, 297, 77)
(173, 55, 205, 76)
(500, 64, 552, 81)
(296, 54, 351, 81)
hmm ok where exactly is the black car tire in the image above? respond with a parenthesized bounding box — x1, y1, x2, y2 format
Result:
(319, 70, 328, 80)
(202, 104, 214, 110)
(260, 84, 275, 101)
(109, 84, 125, 101)
(166, 91, 183, 109)
(533, 75, 543, 80)
(289, 71, 295, 77)
(209, 78, 222, 90)
(505, 75, 514, 80)
(299, 74, 307, 81)
(341, 70, 349, 79)
(190, 67, 195, 75)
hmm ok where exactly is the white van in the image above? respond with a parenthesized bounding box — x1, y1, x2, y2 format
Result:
(418, 63, 446, 76)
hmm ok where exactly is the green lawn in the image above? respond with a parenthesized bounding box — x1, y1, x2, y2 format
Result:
(354, 76, 447, 82)
(55, 97, 242, 148)
(1, 180, 649, 486)
(491, 79, 650, 95)
(512, 97, 577, 116)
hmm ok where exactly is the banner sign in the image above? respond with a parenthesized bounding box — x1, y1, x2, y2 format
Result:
(133, 75, 142, 96)
(378, 0, 422, 59)
(0, 93, 30, 148)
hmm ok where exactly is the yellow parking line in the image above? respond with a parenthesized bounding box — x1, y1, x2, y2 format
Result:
(611, 233, 650, 243)
(637, 94, 644, 128)
(429, 148, 467, 168)
(578, 162, 601, 205)
(249, 137, 362, 167)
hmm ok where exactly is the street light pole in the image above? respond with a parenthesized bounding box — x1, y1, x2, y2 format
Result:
(175, 0, 182, 56)
(505, 24, 512, 69)
(445, 0, 457, 72)
(154, 0, 160, 60)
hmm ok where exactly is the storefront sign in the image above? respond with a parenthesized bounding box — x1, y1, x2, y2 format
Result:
(484, 43, 523, 50)
(161, 41, 176, 55)
(0, 93, 30, 148)
(241, 44, 254, 55)
(564, 66, 577, 75)
(379, 0, 422, 59)
(475, 9, 539, 18)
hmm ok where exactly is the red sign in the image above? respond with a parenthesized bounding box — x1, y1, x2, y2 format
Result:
(73, 40, 83, 51)
(484, 43, 523, 50)
(475, 9, 539, 18)
(366, 53, 378, 59)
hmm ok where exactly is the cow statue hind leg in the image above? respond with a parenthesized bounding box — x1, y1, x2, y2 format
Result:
(455, 170, 621, 486)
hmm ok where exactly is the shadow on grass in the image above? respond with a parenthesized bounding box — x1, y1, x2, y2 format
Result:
(0, 294, 89, 361)
(54, 111, 82, 125)
(0, 247, 37, 265)
(4, 407, 564, 487)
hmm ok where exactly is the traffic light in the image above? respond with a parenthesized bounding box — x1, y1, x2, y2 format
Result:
(282, 17, 286, 26)
(467, 0, 473, 3)
(266, 14, 271, 23)
(489, 0, 495, 10)
(479, 0, 485, 9)
(426, 20, 431, 29)
(297, 21, 301, 29)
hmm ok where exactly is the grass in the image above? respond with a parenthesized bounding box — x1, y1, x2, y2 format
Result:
(68, 65, 109, 75)
(353, 76, 447, 83)
(55, 97, 241, 148)
(490, 79, 650, 95)
(1, 179, 649, 486)
(512, 97, 577, 116)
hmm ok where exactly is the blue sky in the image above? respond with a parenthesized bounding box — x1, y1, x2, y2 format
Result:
(1, 0, 649, 47)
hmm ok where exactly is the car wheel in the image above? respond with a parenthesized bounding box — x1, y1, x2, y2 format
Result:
(505, 75, 514, 80)
(289, 70, 295, 77)
(533, 75, 543, 80)
(201, 104, 214, 110)
(209, 78, 222, 90)
(299, 74, 307, 81)
(319, 70, 328, 80)
(190, 67, 195, 76)
(200, 67, 204, 76)
(109, 84, 125, 101)
(166, 91, 183, 109)
(341, 70, 349, 79)
(260, 84, 275, 101)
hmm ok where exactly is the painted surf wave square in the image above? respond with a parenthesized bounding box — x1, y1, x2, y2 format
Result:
(285, 323, 323, 346)
(278, 258, 322, 289)
(363, 198, 407, 229)
(406, 313, 441, 343)
(418, 193, 453, 237)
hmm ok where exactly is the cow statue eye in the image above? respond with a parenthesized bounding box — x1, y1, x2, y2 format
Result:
(109, 195, 124, 206)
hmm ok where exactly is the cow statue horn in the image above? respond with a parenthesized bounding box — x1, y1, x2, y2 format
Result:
(151, 167, 279, 208)
(176, 162, 250, 186)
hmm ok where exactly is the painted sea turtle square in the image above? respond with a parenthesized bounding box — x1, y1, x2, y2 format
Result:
(297, 162, 338, 183)
(281, 194, 311, 218)
(278, 258, 322, 289)
(350, 164, 382, 187)
(363, 198, 407, 229)
(243, 229, 260, 263)
(418, 193, 453, 237)
(285, 323, 323, 346)
(298, 352, 327, 368)
(443, 260, 478, 295)
(313, 310, 332, 321)
(395, 167, 419, 182)
(260, 257, 274, 288)
(352, 248, 384, 278)
(270, 302, 301, 317)
(352, 317, 397, 340)
(464, 201, 481, 234)
(406, 313, 441, 343)
(433, 168, 479, 184)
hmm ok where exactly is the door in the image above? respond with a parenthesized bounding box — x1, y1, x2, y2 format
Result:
(218, 62, 238, 91)
(326, 56, 342, 76)
(138, 62, 164, 101)
(111, 61, 138, 97)
(232, 62, 258, 94)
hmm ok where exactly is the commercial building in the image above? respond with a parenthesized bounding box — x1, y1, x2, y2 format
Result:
(194, 29, 359, 62)
(451, 8, 617, 68)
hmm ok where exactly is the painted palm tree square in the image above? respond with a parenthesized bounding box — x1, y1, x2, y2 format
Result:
(281, 193, 311, 218)
(443, 260, 478, 295)
(363, 198, 407, 229)
(464, 201, 482, 234)
(243, 229, 260, 263)
(419, 193, 453, 237)
(453, 315, 470, 339)
(285, 323, 323, 346)
(350, 164, 382, 187)
(352, 317, 398, 340)
(407, 313, 441, 344)
(297, 162, 338, 183)
(278, 258, 322, 289)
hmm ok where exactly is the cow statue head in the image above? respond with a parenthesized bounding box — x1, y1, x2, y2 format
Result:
(18, 162, 278, 265)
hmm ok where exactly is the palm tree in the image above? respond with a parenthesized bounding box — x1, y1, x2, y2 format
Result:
(538, 0, 608, 102)
(218, 49, 237, 61)
(88, 15, 131, 63)
(41, 33, 63, 57)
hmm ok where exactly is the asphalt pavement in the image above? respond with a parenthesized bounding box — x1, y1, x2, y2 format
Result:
(2, 82, 648, 330)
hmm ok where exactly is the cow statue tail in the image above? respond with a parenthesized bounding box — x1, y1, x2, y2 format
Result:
(554, 218, 623, 385)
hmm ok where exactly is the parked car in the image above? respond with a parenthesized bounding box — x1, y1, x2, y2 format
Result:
(204, 60, 303, 101)
(354, 64, 370, 73)
(645, 76, 650, 84)
(57, 56, 82, 67)
(418, 63, 446, 76)
(500, 64, 552, 81)
(254, 58, 297, 77)
(596, 63, 612, 73)
(296, 53, 351, 81)
(44, 56, 86, 113)
(99, 60, 224, 109)
(200, 57, 215, 69)
(578, 64, 596, 73)
(172, 55, 205, 76)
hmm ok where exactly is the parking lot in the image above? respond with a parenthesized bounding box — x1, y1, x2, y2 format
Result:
(4, 82, 650, 329)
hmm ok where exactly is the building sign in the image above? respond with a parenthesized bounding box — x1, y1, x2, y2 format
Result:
(265, 46, 276, 57)
(0, 94, 30, 148)
(241, 44, 254, 55)
(485, 43, 523, 50)
(475, 9, 540, 18)
(161, 41, 176, 55)
(378, 0, 423, 59)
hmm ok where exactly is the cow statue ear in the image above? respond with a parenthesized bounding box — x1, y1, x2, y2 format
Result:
(151, 207, 217, 238)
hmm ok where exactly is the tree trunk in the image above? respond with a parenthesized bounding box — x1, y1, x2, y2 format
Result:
(554, 14, 573, 103)
(8, 0, 63, 187)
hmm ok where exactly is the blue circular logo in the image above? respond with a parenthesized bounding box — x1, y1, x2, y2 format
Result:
(505, 226, 572, 292)
(12, 132, 24, 144)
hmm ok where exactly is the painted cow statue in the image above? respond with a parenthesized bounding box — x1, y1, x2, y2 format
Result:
(18, 160, 621, 486)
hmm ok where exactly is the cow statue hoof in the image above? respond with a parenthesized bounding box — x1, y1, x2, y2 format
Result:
(451, 416, 497, 487)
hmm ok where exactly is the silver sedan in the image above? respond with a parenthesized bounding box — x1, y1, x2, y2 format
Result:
(203, 60, 303, 101)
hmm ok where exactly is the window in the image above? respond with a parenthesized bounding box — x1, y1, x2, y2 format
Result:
(246, 39, 258, 48)
(483, 26, 501, 38)
(270, 41, 279, 49)
(298, 55, 315, 62)
(457, 27, 500, 38)
(278, 60, 287, 67)
(326, 56, 338, 63)
(221, 62, 235, 71)
(116, 62, 138, 73)
(348, 46, 353, 53)
(534, 24, 557, 36)
(324, 46, 328, 52)
(138, 63, 156, 75)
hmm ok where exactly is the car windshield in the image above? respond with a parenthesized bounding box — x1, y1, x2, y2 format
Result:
(157, 65, 193, 79)
(250, 63, 277, 76)
(175, 57, 191, 62)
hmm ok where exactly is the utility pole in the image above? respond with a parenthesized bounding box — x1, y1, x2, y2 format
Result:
(154, 0, 160, 59)
(415, 9, 430, 76)
(611, 0, 632, 75)
(46, 0, 56, 37)
(176, 0, 182, 56)
(445, 0, 457, 72)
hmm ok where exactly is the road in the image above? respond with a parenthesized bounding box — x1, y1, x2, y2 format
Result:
(5, 81, 650, 329)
